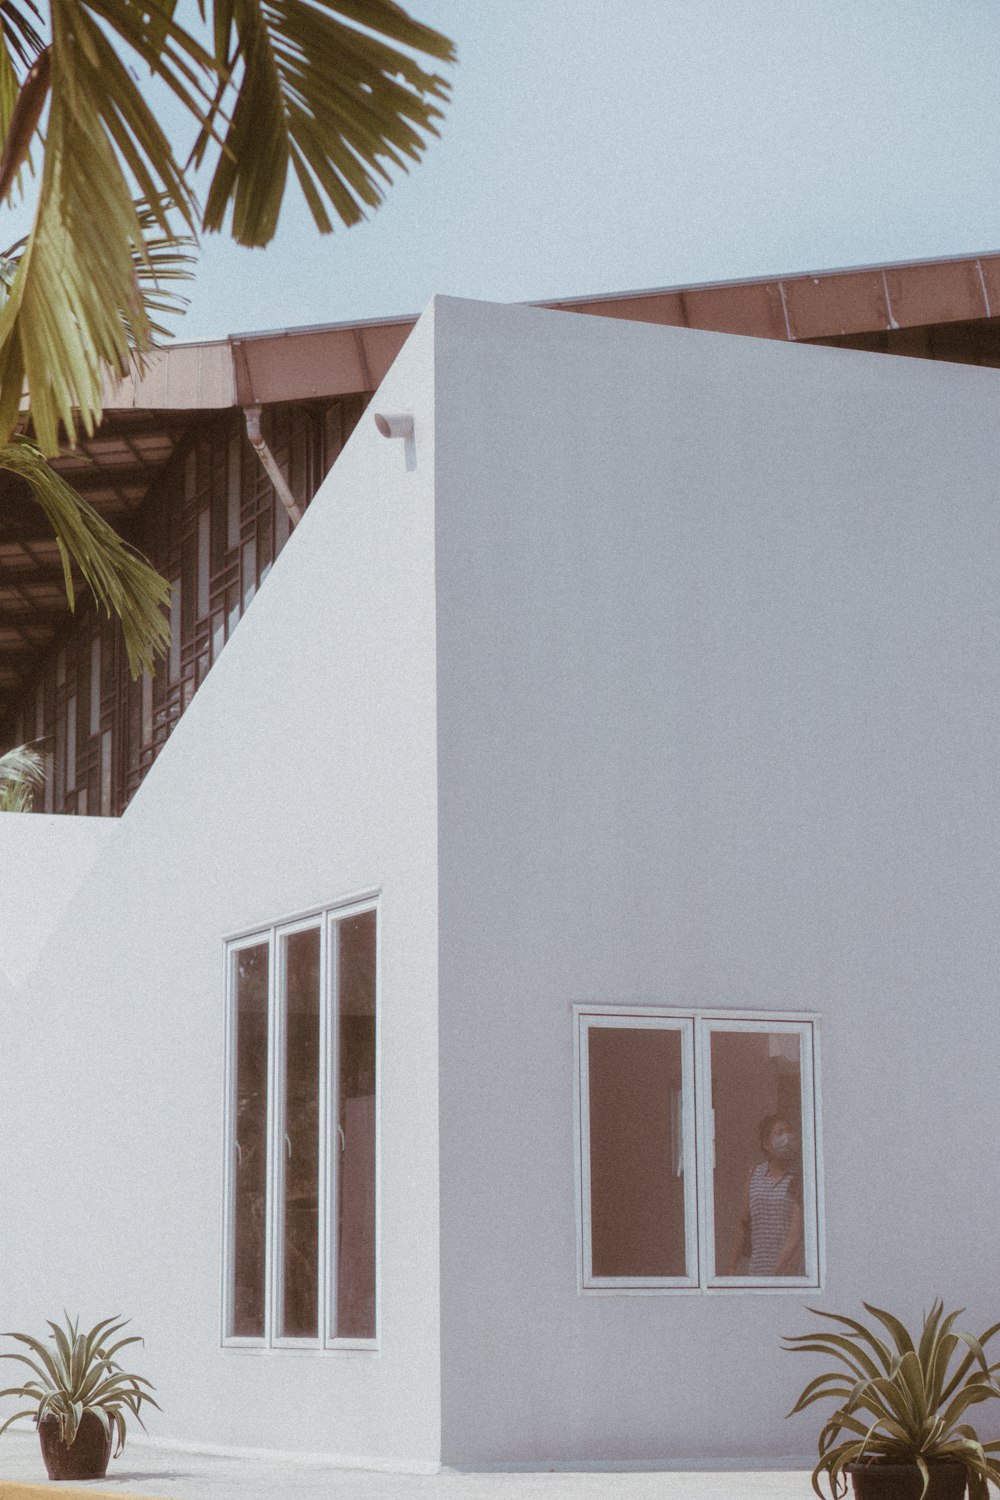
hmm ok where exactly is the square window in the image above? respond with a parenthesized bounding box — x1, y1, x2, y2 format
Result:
(577, 1009, 821, 1292)
(223, 902, 378, 1348)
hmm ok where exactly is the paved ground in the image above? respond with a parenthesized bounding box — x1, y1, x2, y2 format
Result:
(0, 1437, 816, 1500)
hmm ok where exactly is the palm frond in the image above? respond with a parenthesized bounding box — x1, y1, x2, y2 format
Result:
(192, 0, 455, 245)
(0, 0, 203, 452)
(0, 41, 47, 201)
(0, 741, 43, 811)
(123, 199, 195, 347)
(0, 437, 170, 676)
(0, 0, 43, 70)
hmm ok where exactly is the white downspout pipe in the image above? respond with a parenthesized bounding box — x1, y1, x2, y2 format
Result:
(243, 406, 303, 526)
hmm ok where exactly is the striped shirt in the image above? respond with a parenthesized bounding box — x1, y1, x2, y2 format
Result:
(748, 1161, 796, 1276)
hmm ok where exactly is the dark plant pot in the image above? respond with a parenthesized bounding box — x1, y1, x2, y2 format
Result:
(37, 1410, 112, 1481)
(847, 1461, 967, 1500)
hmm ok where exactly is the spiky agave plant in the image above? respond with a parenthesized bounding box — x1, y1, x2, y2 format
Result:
(0, 1313, 160, 1453)
(0, 742, 44, 811)
(785, 1302, 1000, 1500)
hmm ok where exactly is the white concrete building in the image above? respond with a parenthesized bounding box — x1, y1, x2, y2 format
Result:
(2, 292, 1000, 1470)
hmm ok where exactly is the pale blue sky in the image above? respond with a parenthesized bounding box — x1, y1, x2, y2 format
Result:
(162, 1, 1000, 340)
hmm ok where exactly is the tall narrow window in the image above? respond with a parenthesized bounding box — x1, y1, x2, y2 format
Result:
(231, 942, 269, 1338)
(197, 509, 211, 620)
(89, 637, 101, 737)
(65, 696, 76, 792)
(278, 927, 321, 1340)
(168, 580, 181, 683)
(227, 435, 242, 553)
(224, 902, 378, 1348)
(334, 910, 377, 1340)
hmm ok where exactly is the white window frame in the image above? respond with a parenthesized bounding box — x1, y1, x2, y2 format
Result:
(575, 1006, 823, 1295)
(221, 896, 379, 1351)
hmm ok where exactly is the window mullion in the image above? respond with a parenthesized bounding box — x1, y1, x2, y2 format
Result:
(800, 1024, 819, 1284)
(681, 1019, 699, 1286)
(578, 1018, 595, 1287)
(693, 1018, 712, 1289)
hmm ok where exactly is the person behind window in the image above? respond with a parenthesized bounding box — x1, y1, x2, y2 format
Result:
(725, 1113, 804, 1278)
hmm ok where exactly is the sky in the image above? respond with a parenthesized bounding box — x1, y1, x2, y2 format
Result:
(118, 1, 1000, 340)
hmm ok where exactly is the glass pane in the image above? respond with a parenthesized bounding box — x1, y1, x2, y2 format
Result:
(242, 539, 257, 609)
(231, 943, 269, 1337)
(141, 671, 153, 749)
(100, 730, 112, 815)
(279, 928, 321, 1339)
(587, 1026, 687, 1278)
(89, 636, 101, 736)
(711, 1029, 806, 1278)
(197, 509, 211, 619)
(168, 580, 181, 683)
(66, 695, 76, 792)
(227, 436, 242, 552)
(335, 911, 377, 1339)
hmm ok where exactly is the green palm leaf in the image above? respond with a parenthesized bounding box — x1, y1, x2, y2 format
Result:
(0, 0, 44, 72)
(0, 741, 43, 810)
(0, 437, 170, 676)
(0, 0, 202, 452)
(193, 0, 455, 245)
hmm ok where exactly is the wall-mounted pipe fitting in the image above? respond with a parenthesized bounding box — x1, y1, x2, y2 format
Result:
(373, 412, 414, 441)
(373, 411, 416, 471)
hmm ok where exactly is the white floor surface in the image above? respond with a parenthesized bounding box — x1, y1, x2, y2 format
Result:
(0, 1436, 817, 1500)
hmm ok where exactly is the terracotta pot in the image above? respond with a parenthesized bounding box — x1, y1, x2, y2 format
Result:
(847, 1461, 967, 1500)
(37, 1410, 112, 1481)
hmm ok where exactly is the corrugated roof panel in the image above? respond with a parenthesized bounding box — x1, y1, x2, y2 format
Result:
(567, 292, 688, 327)
(782, 270, 890, 340)
(883, 260, 987, 328)
(682, 281, 788, 338)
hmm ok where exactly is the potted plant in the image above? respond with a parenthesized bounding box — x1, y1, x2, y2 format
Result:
(785, 1300, 1000, 1500)
(0, 1313, 160, 1481)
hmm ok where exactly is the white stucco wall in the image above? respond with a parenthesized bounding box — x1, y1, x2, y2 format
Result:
(2, 309, 441, 1466)
(0, 813, 118, 984)
(432, 297, 1000, 1463)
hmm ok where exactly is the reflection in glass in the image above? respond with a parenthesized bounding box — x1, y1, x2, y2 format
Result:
(279, 928, 321, 1338)
(335, 911, 377, 1339)
(588, 1026, 687, 1278)
(231, 943, 269, 1337)
(712, 1030, 805, 1279)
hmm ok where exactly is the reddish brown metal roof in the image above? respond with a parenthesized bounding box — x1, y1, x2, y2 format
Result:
(547, 250, 1000, 341)
(97, 250, 1000, 415)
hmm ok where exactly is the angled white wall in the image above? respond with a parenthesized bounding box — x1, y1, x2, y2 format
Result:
(0, 813, 118, 985)
(432, 297, 1000, 1463)
(1, 308, 441, 1466)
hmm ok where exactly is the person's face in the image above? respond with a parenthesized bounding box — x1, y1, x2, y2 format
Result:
(767, 1121, 795, 1158)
